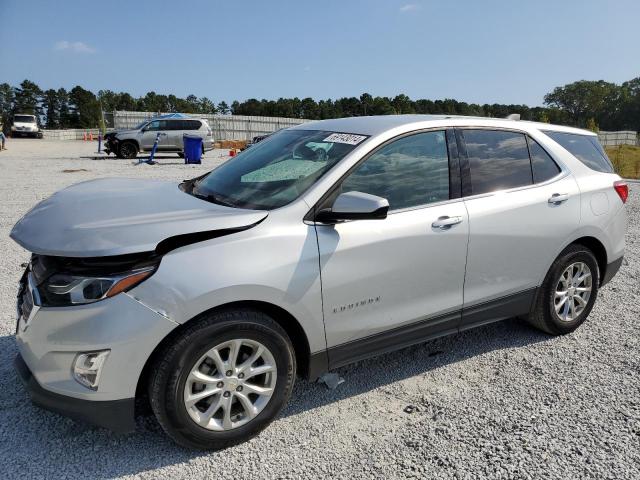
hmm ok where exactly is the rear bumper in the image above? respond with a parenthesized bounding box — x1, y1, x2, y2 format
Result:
(15, 353, 136, 433)
(601, 256, 624, 287)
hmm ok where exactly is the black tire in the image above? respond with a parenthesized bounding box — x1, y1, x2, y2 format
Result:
(118, 141, 138, 159)
(525, 244, 599, 335)
(149, 308, 296, 450)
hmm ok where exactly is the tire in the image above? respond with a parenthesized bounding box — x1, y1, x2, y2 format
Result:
(118, 141, 138, 159)
(149, 308, 296, 450)
(525, 244, 599, 335)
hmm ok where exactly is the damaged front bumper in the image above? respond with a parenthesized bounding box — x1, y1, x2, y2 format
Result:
(15, 268, 177, 431)
(103, 135, 118, 154)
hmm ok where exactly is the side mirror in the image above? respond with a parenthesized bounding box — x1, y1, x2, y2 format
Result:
(315, 191, 389, 223)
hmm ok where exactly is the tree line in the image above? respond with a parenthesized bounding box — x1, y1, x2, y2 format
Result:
(1, 77, 639, 133)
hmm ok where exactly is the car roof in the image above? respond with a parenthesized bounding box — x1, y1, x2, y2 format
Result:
(290, 114, 594, 137)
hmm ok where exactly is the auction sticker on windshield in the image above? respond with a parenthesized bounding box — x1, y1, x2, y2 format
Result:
(323, 133, 368, 145)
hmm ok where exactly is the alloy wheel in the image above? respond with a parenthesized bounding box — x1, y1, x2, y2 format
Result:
(183, 339, 277, 431)
(554, 261, 593, 322)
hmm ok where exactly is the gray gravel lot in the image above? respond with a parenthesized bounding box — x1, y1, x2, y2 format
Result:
(0, 139, 638, 479)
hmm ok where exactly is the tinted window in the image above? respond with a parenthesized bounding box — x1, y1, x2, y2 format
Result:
(543, 131, 613, 173)
(528, 138, 561, 183)
(185, 120, 202, 130)
(340, 131, 449, 210)
(145, 120, 168, 131)
(463, 130, 532, 195)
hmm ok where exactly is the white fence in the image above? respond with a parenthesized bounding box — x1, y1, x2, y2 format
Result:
(598, 131, 638, 146)
(112, 111, 310, 140)
(42, 128, 101, 140)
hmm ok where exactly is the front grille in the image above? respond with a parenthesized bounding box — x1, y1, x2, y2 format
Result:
(19, 288, 34, 321)
(16, 268, 38, 333)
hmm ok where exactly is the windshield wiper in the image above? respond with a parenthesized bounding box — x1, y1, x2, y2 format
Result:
(191, 191, 237, 208)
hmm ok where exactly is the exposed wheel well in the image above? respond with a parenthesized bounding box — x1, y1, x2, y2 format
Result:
(135, 301, 311, 409)
(569, 236, 607, 284)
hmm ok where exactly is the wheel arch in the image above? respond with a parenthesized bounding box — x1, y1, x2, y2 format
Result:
(118, 138, 140, 151)
(135, 300, 314, 407)
(567, 236, 608, 285)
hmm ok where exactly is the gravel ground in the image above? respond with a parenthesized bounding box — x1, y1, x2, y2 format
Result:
(0, 139, 638, 479)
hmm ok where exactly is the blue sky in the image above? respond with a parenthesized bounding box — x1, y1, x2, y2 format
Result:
(1, 0, 638, 106)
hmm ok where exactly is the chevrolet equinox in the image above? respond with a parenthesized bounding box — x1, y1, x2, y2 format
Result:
(11, 115, 627, 449)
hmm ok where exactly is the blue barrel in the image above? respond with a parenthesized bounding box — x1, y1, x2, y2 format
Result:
(183, 135, 203, 164)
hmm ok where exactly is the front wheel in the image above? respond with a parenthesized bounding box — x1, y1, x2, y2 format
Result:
(525, 244, 599, 335)
(149, 308, 296, 450)
(118, 141, 138, 159)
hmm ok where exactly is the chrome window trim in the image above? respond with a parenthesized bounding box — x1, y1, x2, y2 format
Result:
(460, 170, 570, 202)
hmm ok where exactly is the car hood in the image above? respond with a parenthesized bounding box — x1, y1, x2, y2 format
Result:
(10, 178, 268, 257)
(113, 129, 139, 136)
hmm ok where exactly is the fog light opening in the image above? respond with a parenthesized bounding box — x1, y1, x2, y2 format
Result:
(73, 350, 110, 390)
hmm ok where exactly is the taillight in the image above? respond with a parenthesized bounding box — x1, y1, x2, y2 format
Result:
(613, 180, 628, 204)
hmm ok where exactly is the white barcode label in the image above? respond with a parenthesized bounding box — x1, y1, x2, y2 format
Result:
(323, 133, 367, 145)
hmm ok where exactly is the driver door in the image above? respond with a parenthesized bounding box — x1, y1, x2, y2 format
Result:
(140, 120, 170, 150)
(314, 130, 469, 367)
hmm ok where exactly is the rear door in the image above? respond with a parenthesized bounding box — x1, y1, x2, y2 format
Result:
(457, 128, 580, 329)
(315, 129, 470, 366)
(167, 120, 185, 149)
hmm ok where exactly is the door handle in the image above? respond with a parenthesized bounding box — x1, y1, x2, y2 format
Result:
(548, 193, 569, 204)
(432, 216, 463, 229)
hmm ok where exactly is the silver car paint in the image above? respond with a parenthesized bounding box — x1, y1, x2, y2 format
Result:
(115, 118, 214, 152)
(12, 115, 626, 403)
(129, 199, 327, 354)
(16, 293, 176, 401)
(316, 199, 469, 345)
(10, 177, 268, 257)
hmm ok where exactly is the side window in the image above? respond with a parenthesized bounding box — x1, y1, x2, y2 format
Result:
(528, 137, 561, 183)
(145, 121, 160, 131)
(543, 131, 614, 173)
(340, 131, 449, 211)
(187, 120, 202, 130)
(463, 129, 532, 195)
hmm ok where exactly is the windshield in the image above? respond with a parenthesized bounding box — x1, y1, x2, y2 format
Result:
(134, 121, 149, 130)
(190, 129, 368, 210)
(14, 115, 36, 124)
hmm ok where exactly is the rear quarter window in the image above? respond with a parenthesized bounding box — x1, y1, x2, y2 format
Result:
(543, 131, 613, 173)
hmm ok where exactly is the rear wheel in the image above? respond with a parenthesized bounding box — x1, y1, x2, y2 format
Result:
(525, 244, 599, 335)
(149, 308, 296, 450)
(118, 141, 138, 159)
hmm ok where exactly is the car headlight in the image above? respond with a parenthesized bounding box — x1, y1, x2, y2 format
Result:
(39, 267, 155, 306)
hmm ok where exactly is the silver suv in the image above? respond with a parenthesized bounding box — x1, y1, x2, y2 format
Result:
(11, 115, 627, 450)
(104, 115, 214, 158)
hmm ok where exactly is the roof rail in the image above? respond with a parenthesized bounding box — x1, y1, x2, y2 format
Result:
(505, 113, 521, 121)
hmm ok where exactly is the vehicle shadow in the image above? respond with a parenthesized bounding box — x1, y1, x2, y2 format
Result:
(0, 318, 550, 479)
